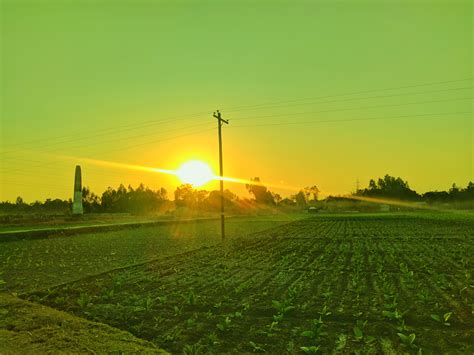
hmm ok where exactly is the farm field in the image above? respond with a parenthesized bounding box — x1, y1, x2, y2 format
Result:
(6, 212, 470, 353)
(0, 214, 305, 293)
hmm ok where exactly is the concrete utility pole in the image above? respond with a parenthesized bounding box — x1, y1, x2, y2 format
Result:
(72, 165, 83, 215)
(213, 110, 229, 241)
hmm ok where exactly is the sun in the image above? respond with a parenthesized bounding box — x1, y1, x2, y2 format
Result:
(176, 160, 214, 187)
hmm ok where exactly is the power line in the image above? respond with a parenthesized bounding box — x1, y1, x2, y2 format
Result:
(2, 77, 470, 152)
(3, 88, 470, 158)
(1, 110, 212, 152)
(1, 118, 213, 156)
(2, 127, 216, 176)
(223, 86, 473, 114)
(220, 77, 473, 112)
(229, 111, 472, 129)
(230, 96, 473, 122)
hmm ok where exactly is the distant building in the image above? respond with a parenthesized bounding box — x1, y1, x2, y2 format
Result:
(72, 165, 83, 215)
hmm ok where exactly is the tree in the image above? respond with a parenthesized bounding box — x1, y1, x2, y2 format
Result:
(357, 175, 419, 200)
(82, 186, 100, 213)
(205, 189, 236, 211)
(174, 184, 199, 208)
(304, 185, 320, 202)
(245, 177, 275, 205)
(292, 191, 308, 207)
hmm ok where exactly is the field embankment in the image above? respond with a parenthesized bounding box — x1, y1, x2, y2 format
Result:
(0, 292, 165, 353)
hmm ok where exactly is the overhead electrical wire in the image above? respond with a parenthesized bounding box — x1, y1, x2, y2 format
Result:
(229, 96, 473, 122)
(229, 111, 472, 129)
(220, 77, 473, 111)
(1, 77, 471, 153)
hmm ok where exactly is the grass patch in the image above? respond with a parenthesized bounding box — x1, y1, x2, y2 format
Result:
(0, 292, 166, 353)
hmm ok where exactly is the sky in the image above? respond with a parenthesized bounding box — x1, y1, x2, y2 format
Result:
(0, 0, 472, 202)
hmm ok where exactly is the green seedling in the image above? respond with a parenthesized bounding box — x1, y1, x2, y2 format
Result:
(206, 333, 219, 347)
(286, 341, 295, 352)
(101, 289, 115, 302)
(301, 316, 327, 340)
(185, 317, 196, 328)
(184, 290, 196, 305)
(217, 316, 232, 332)
(183, 343, 205, 355)
(431, 312, 452, 326)
(397, 332, 416, 348)
(396, 319, 409, 332)
(417, 289, 430, 302)
(54, 296, 66, 305)
(174, 305, 183, 316)
(272, 299, 295, 315)
(318, 304, 332, 317)
(353, 320, 375, 344)
(334, 334, 347, 352)
(300, 345, 320, 354)
(162, 328, 182, 343)
(156, 295, 167, 304)
(249, 341, 266, 352)
(143, 296, 155, 312)
(76, 293, 92, 309)
(382, 309, 404, 321)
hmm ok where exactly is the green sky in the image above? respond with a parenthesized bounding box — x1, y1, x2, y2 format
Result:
(1, 0, 472, 202)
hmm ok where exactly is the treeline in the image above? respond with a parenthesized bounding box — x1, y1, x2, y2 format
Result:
(0, 197, 71, 215)
(2, 175, 473, 215)
(0, 184, 170, 215)
(0, 178, 321, 215)
(355, 174, 474, 206)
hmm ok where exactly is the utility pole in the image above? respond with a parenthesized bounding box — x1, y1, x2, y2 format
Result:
(213, 110, 229, 241)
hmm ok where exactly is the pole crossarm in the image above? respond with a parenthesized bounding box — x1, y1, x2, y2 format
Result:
(213, 110, 229, 125)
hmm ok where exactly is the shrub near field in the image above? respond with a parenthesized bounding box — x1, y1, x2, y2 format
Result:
(28, 214, 474, 353)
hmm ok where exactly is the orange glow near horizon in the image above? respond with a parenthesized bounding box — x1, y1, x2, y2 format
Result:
(57, 154, 307, 193)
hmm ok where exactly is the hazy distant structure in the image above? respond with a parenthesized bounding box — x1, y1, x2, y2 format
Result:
(72, 165, 83, 215)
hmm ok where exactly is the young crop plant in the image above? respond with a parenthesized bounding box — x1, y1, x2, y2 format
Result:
(431, 312, 453, 326)
(352, 320, 376, 344)
(334, 334, 348, 352)
(183, 290, 196, 306)
(272, 299, 296, 317)
(101, 288, 115, 302)
(216, 316, 232, 332)
(174, 305, 183, 316)
(161, 327, 183, 343)
(248, 341, 266, 353)
(135, 295, 155, 313)
(397, 332, 418, 350)
(185, 317, 196, 328)
(416, 288, 430, 303)
(156, 295, 167, 304)
(76, 292, 92, 310)
(301, 315, 328, 344)
(205, 333, 219, 348)
(300, 345, 321, 354)
(54, 296, 66, 305)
